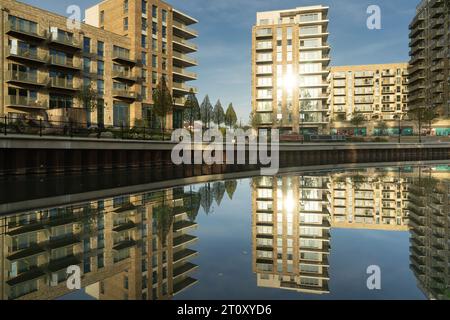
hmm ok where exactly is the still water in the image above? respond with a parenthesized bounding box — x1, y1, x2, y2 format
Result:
(1, 164, 449, 300)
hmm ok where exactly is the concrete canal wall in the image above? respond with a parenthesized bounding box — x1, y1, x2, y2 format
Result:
(0, 135, 449, 175)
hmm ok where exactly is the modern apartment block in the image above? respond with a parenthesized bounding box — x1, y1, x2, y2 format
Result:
(0, 187, 199, 300)
(85, 0, 198, 129)
(408, 169, 449, 300)
(252, 6, 331, 135)
(409, 0, 449, 123)
(328, 64, 411, 136)
(0, 0, 197, 129)
(252, 176, 331, 294)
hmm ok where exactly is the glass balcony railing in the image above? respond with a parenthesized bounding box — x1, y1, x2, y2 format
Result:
(48, 33, 81, 49)
(173, 51, 198, 66)
(173, 36, 198, 51)
(112, 89, 138, 99)
(173, 67, 197, 79)
(6, 70, 46, 85)
(7, 47, 46, 62)
(49, 78, 76, 90)
(173, 20, 198, 37)
(6, 95, 47, 109)
(173, 82, 198, 93)
(48, 55, 80, 69)
(6, 19, 44, 39)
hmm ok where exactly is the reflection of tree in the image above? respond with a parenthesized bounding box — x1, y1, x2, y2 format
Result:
(225, 180, 238, 200)
(212, 182, 226, 206)
(154, 199, 174, 247)
(184, 189, 201, 222)
(199, 183, 213, 215)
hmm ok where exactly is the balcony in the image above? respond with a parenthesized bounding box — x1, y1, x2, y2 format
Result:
(5, 20, 46, 42)
(430, 6, 444, 18)
(354, 71, 374, 78)
(173, 51, 198, 68)
(255, 28, 273, 38)
(174, 97, 187, 107)
(173, 248, 198, 263)
(112, 70, 137, 83)
(112, 52, 136, 66)
(47, 55, 81, 71)
(173, 82, 198, 94)
(113, 89, 139, 100)
(431, 28, 444, 39)
(5, 95, 48, 110)
(6, 71, 46, 87)
(173, 36, 197, 53)
(6, 47, 47, 64)
(431, 62, 444, 72)
(173, 20, 198, 39)
(173, 67, 197, 81)
(48, 78, 79, 91)
(47, 33, 81, 51)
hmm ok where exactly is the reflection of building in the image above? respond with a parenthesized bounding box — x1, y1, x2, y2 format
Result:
(0, 187, 200, 300)
(328, 64, 410, 136)
(252, 175, 331, 294)
(408, 169, 450, 300)
(252, 6, 330, 135)
(327, 170, 410, 231)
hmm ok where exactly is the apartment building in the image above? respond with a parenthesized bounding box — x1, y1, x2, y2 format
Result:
(252, 6, 331, 136)
(408, 169, 450, 300)
(85, 0, 198, 129)
(327, 169, 410, 231)
(252, 175, 331, 294)
(0, 0, 197, 129)
(0, 187, 199, 300)
(409, 0, 449, 128)
(328, 64, 411, 136)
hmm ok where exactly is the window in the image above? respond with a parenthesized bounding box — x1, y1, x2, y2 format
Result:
(162, 26, 167, 39)
(142, 0, 147, 14)
(152, 55, 157, 68)
(97, 61, 104, 76)
(97, 80, 104, 95)
(152, 5, 158, 18)
(124, 0, 129, 14)
(162, 42, 167, 54)
(97, 41, 104, 57)
(49, 94, 73, 109)
(141, 52, 147, 66)
(141, 35, 147, 47)
(152, 71, 157, 84)
(124, 17, 129, 31)
(162, 10, 167, 22)
(152, 38, 158, 51)
(100, 11, 105, 25)
(142, 17, 147, 30)
(83, 37, 91, 53)
(83, 57, 91, 73)
(141, 85, 147, 100)
(152, 22, 158, 35)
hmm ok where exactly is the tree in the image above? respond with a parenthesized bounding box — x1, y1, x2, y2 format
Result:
(152, 76, 173, 138)
(350, 112, 366, 136)
(200, 95, 213, 129)
(199, 183, 213, 215)
(225, 103, 238, 129)
(212, 99, 225, 127)
(408, 107, 436, 143)
(183, 89, 200, 130)
(378, 121, 388, 136)
(249, 111, 262, 130)
(154, 201, 174, 247)
(184, 190, 201, 222)
(75, 83, 99, 127)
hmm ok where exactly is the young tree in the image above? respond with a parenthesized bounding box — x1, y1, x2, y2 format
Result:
(350, 112, 366, 136)
(225, 180, 237, 200)
(212, 181, 226, 206)
(249, 111, 262, 130)
(200, 95, 213, 129)
(378, 121, 388, 136)
(225, 103, 238, 129)
(408, 107, 436, 143)
(183, 89, 200, 130)
(75, 83, 99, 127)
(212, 99, 225, 127)
(152, 76, 173, 138)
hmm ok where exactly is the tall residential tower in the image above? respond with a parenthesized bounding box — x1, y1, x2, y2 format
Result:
(252, 6, 331, 136)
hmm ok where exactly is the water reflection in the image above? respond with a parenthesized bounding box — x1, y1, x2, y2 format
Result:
(0, 165, 449, 300)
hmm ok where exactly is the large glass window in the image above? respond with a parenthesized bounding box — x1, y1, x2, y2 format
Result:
(113, 102, 130, 127)
(83, 37, 91, 53)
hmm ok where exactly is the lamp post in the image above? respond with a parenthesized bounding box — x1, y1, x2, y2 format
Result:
(300, 112, 305, 144)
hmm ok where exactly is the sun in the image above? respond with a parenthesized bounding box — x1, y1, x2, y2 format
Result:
(282, 72, 297, 91)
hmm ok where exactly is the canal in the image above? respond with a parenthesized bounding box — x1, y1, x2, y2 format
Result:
(0, 162, 449, 300)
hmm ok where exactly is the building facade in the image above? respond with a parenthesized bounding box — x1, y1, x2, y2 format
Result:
(252, 6, 331, 136)
(409, 0, 449, 123)
(328, 64, 411, 136)
(85, 0, 198, 129)
(0, 0, 197, 129)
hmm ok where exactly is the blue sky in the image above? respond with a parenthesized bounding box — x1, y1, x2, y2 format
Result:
(20, 0, 418, 123)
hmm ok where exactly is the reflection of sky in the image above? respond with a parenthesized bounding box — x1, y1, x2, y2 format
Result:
(175, 179, 426, 300)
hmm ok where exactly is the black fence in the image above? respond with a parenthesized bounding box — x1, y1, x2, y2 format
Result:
(0, 116, 174, 141)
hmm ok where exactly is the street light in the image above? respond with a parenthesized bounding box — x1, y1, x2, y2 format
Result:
(300, 112, 305, 144)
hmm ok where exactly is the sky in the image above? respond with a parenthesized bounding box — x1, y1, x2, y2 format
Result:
(20, 0, 418, 123)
